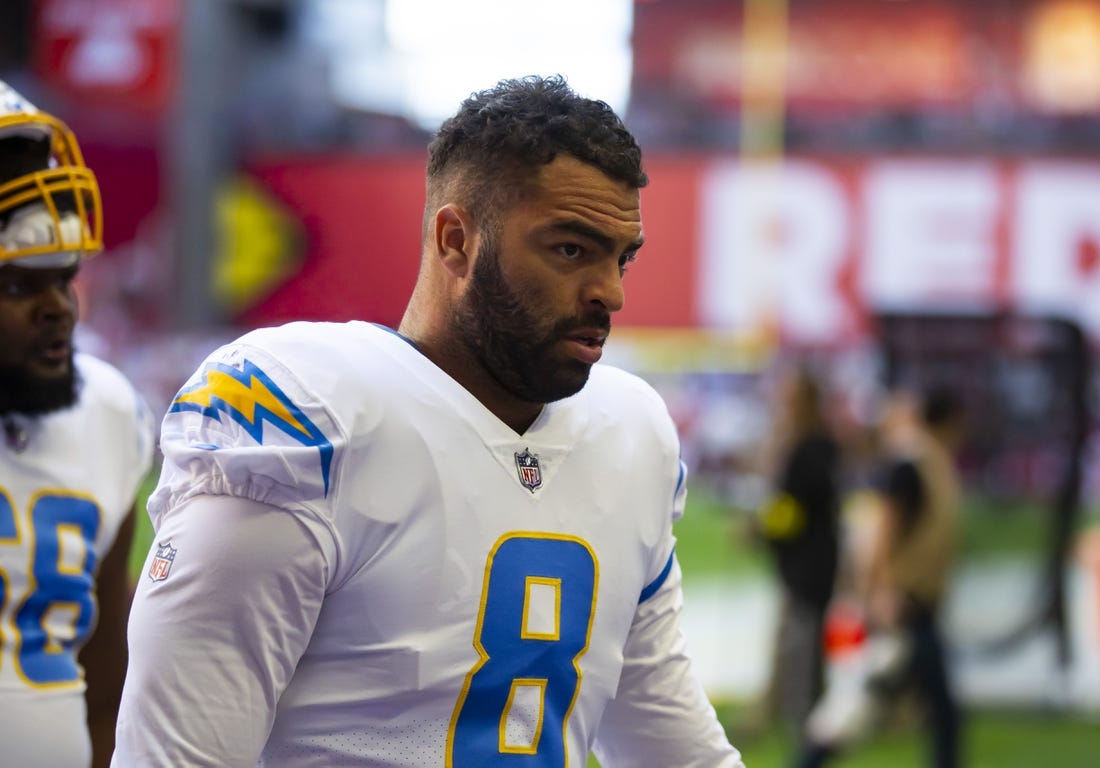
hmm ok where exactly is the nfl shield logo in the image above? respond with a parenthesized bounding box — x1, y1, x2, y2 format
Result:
(514, 448, 542, 492)
(148, 541, 177, 582)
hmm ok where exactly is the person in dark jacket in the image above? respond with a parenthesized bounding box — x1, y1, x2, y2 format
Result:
(756, 365, 842, 759)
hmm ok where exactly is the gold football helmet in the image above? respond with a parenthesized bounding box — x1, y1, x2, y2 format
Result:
(0, 80, 102, 268)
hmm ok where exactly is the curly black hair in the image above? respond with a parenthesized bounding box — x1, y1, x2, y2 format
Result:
(424, 75, 647, 232)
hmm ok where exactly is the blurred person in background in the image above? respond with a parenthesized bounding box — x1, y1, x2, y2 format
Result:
(0, 80, 154, 768)
(752, 363, 841, 762)
(113, 74, 743, 768)
(799, 384, 965, 768)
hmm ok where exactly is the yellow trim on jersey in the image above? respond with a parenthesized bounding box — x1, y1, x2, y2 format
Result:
(521, 575, 562, 641)
(41, 602, 80, 653)
(499, 677, 548, 754)
(55, 523, 86, 576)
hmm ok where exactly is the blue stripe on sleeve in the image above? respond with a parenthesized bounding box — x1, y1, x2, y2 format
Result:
(639, 550, 675, 603)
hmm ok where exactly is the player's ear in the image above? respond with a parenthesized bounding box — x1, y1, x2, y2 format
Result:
(433, 204, 475, 278)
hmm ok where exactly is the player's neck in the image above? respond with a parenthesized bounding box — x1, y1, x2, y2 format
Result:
(399, 331, 542, 435)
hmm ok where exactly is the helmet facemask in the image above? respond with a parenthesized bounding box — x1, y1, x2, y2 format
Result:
(0, 109, 102, 269)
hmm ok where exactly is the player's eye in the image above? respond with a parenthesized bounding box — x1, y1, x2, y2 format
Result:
(557, 243, 584, 260)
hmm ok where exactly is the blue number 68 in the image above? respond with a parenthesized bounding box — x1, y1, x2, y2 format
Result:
(0, 490, 100, 687)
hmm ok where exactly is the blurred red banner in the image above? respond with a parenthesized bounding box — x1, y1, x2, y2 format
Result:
(33, 0, 180, 112)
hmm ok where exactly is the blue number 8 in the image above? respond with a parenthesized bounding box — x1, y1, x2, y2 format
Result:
(448, 533, 598, 767)
(0, 490, 100, 687)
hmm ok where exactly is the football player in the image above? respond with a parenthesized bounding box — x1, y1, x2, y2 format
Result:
(0, 80, 154, 768)
(115, 75, 743, 767)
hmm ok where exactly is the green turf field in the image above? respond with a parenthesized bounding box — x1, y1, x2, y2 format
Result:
(587, 704, 1100, 767)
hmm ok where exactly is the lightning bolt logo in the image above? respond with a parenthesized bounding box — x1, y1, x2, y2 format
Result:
(170, 359, 334, 495)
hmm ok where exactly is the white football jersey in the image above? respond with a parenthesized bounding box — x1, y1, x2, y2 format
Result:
(117, 322, 741, 767)
(0, 353, 154, 768)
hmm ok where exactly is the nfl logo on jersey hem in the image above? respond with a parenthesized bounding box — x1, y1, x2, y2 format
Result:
(148, 541, 177, 582)
(514, 448, 542, 492)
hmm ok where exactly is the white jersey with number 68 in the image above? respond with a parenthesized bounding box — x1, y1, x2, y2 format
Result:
(0, 354, 153, 768)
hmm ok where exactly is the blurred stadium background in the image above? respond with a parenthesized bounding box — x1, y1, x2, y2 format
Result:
(3, 0, 1099, 763)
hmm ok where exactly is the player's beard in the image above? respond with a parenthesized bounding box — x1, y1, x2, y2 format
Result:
(454, 233, 610, 405)
(0, 358, 79, 416)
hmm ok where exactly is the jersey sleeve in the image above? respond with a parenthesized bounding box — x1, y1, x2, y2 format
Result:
(147, 337, 345, 525)
(592, 556, 744, 768)
(113, 494, 333, 766)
